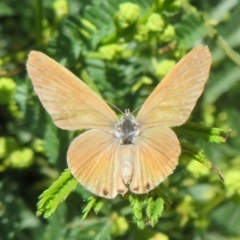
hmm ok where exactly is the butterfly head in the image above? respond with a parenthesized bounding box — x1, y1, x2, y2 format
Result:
(116, 109, 139, 145)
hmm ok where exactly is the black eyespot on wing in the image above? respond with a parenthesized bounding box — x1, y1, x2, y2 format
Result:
(132, 186, 139, 191)
(103, 188, 109, 196)
(145, 182, 150, 190)
(117, 189, 125, 194)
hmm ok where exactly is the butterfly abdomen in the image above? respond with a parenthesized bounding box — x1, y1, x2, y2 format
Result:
(120, 145, 134, 184)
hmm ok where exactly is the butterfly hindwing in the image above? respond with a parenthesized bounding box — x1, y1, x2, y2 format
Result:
(130, 126, 181, 193)
(67, 129, 128, 199)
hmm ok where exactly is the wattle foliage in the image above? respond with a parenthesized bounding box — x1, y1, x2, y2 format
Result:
(1, 0, 240, 239)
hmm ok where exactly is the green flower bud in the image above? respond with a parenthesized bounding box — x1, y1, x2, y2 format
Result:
(111, 212, 129, 236)
(146, 13, 165, 32)
(99, 44, 123, 60)
(32, 138, 45, 154)
(134, 25, 149, 42)
(8, 100, 22, 119)
(224, 168, 240, 197)
(169, 0, 181, 11)
(149, 233, 169, 240)
(119, 3, 141, 27)
(8, 148, 34, 168)
(161, 24, 176, 42)
(187, 160, 210, 178)
(0, 77, 16, 104)
(155, 59, 176, 78)
(52, 0, 68, 19)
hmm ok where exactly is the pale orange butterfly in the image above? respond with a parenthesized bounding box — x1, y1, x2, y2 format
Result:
(26, 45, 211, 199)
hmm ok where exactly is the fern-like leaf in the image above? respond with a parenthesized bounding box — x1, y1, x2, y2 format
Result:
(181, 142, 224, 180)
(81, 196, 98, 220)
(37, 169, 78, 218)
(81, 196, 105, 220)
(129, 194, 145, 229)
(146, 196, 164, 227)
(174, 122, 226, 143)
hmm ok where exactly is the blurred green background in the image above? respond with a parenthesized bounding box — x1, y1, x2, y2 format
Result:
(1, 0, 240, 239)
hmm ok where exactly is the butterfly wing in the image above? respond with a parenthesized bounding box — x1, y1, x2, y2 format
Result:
(26, 51, 118, 131)
(136, 45, 211, 129)
(67, 129, 128, 198)
(130, 126, 180, 193)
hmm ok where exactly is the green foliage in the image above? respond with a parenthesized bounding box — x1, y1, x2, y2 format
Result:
(1, 0, 240, 239)
(81, 196, 103, 220)
(129, 194, 145, 229)
(37, 169, 78, 218)
(146, 197, 164, 227)
(174, 122, 227, 144)
(181, 142, 224, 181)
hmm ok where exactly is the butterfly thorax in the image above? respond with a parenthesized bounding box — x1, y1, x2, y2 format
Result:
(116, 110, 139, 145)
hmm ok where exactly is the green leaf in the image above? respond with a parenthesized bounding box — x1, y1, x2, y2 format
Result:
(81, 196, 98, 220)
(174, 122, 226, 143)
(146, 197, 164, 227)
(37, 169, 78, 218)
(181, 142, 224, 180)
(175, 14, 208, 48)
(81, 196, 105, 220)
(204, 63, 240, 104)
(44, 116, 60, 165)
(128, 194, 145, 229)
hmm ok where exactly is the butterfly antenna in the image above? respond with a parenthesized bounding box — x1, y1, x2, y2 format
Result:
(106, 101, 124, 114)
(132, 104, 143, 114)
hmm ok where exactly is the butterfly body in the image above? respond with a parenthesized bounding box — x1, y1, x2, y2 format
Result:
(117, 110, 139, 145)
(120, 144, 134, 184)
(27, 45, 211, 199)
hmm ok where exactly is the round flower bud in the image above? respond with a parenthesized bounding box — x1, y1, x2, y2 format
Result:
(8, 148, 34, 168)
(161, 24, 176, 42)
(146, 13, 165, 32)
(155, 59, 176, 78)
(0, 77, 16, 104)
(119, 3, 141, 27)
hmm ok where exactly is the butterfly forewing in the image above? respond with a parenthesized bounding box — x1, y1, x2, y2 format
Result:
(26, 51, 118, 131)
(130, 126, 181, 193)
(136, 45, 211, 129)
(67, 129, 128, 199)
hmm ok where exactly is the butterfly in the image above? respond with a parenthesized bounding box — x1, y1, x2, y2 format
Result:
(26, 45, 211, 199)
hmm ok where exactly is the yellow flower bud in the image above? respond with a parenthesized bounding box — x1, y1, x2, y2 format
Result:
(0, 137, 19, 158)
(0, 77, 16, 104)
(155, 59, 176, 78)
(119, 3, 141, 27)
(224, 168, 240, 197)
(146, 13, 165, 32)
(187, 160, 210, 178)
(8, 148, 34, 168)
(99, 44, 124, 60)
(111, 212, 129, 236)
(161, 24, 176, 42)
(52, 0, 68, 19)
